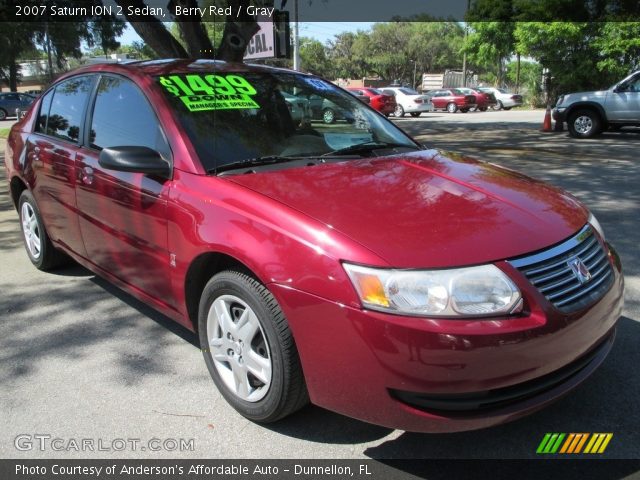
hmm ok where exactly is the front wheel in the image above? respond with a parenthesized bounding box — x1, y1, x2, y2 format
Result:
(199, 271, 308, 423)
(0, 108, 7, 121)
(567, 109, 602, 139)
(446, 103, 458, 113)
(18, 190, 67, 270)
(410, 112, 421, 117)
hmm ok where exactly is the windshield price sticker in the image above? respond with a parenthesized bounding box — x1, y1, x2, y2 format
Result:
(159, 74, 259, 112)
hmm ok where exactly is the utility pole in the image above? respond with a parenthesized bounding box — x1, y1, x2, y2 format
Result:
(413, 61, 417, 90)
(292, 0, 300, 71)
(462, 0, 470, 87)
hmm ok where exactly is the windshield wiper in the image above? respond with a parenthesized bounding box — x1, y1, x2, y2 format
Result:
(321, 141, 421, 157)
(213, 156, 302, 174)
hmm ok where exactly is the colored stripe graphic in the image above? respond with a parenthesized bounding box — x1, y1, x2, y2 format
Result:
(537, 433, 613, 454)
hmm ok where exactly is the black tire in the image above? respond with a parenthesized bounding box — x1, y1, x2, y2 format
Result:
(198, 270, 308, 423)
(446, 102, 458, 113)
(567, 109, 602, 139)
(394, 104, 405, 117)
(503, 107, 512, 111)
(322, 108, 335, 124)
(410, 112, 421, 117)
(18, 190, 67, 270)
(0, 108, 7, 121)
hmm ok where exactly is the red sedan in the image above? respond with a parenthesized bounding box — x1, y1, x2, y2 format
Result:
(5, 61, 623, 432)
(427, 88, 478, 113)
(347, 87, 396, 116)
(456, 87, 498, 111)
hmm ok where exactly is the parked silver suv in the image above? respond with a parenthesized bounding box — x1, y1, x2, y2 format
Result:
(553, 71, 640, 138)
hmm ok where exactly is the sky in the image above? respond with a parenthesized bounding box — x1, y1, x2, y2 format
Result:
(118, 22, 375, 46)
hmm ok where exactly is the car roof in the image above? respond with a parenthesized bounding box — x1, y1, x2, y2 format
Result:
(57, 59, 313, 83)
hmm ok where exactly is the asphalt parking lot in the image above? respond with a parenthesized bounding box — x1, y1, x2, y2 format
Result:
(0, 110, 638, 464)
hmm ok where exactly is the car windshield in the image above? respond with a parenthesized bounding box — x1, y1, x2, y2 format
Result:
(156, 71, 417, 173)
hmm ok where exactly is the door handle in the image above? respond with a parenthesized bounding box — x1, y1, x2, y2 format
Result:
(81, 166, 94, 185)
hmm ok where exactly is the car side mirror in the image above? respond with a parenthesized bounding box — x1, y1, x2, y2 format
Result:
(98, 146, 170, 178)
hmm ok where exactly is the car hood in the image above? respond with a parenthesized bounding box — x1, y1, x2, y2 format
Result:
(226, 150, 588, 268)
(563, 90, 609, 102)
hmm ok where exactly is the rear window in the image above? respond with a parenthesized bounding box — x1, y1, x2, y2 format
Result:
(46, 76, 92, 142)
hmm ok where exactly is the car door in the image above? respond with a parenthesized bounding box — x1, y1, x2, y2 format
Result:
(606, 75, 640, 121)
(0, 93, 21, 117)
(75, 74, 175, 307)
(431, 91, 445, 109)
(26, 76, 94, 257)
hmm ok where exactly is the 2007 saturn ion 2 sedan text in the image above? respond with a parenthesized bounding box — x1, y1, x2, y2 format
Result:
(4, 60, 623, 432)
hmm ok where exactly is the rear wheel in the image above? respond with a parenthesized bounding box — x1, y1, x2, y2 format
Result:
(322, 108, 335, 124)
(18, 190, 67, 270)
(199, 270, 308, 423)
(0, 108, 7, 120)
(446, 103, 458, 113)
(567, 109, 602, 139)
(494, 100, 504, 111)
(410, 112, 421, 117)
(394, 104, 405, 117)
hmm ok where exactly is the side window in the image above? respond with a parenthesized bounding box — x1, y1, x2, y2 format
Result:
(90, 76, 169, 157)
(47, 76, 92, 142)
(35, 89, 54, 133)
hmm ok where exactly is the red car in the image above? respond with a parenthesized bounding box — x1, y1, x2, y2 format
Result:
(5, 61, 623, 433)
(347, 87, 396, 116)
(427, 88, 478, 113)
(456, 87, 497, 111)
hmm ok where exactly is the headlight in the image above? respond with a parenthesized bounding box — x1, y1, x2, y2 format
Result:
(343, 263, 522, 318)
(588, 212, 605, 240)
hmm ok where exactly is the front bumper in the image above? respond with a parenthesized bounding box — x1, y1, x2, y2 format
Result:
(553, 107, 567, 122)
(270, 253, 623, 433)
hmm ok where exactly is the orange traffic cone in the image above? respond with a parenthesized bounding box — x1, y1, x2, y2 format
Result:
(541, 105, 552, 132)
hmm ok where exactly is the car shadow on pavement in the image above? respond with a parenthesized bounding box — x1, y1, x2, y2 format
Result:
(363, 315, 640, 460)
(260, 403, 393, 445)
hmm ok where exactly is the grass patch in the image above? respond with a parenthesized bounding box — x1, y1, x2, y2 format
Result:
(0, 128, 10, 139)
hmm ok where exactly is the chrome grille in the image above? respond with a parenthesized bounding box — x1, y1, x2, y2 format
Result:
(509, 225, 613, 313)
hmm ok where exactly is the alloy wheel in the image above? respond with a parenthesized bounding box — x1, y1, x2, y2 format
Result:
(206, 294, 272, 402)
(21, 202, 42, 260)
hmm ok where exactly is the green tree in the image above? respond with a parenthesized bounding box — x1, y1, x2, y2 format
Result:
(299, 37, 333, 78)
(464, 22, 515, 86)
(514, 22, 612, 97)
(594, 22, 640, 79)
